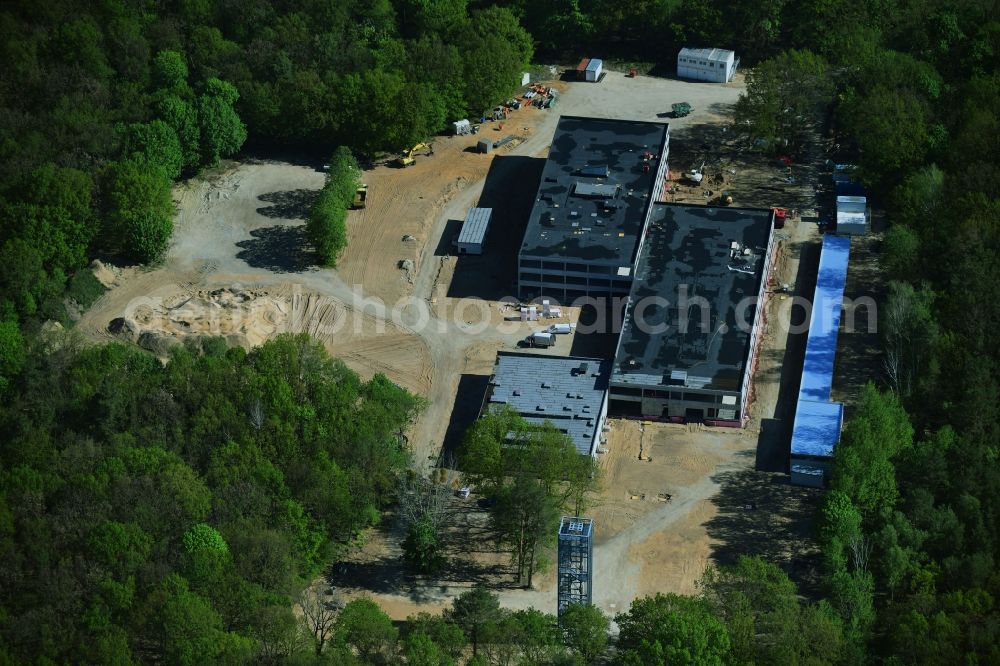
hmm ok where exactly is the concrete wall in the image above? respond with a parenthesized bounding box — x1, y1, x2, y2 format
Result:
(609, 384, 741, 420)
(738, 212, 779, 422)
(589, 391, 610, 456)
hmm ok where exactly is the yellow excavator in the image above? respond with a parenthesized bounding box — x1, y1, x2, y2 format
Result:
(395, 142, 433, 167)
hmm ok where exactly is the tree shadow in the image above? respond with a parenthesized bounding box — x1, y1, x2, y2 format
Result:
(235, 224, 318, 273)
(256, 189, 320, 220)
(438, 374, 490, 466)
(326, 495, 522, 604)
(666, 121, 824, 213)
(447, 156, 545, 300)
(831, 234, 884, 413)
(569, 303, 626, 358)
(705, 468, 825, 599)
(434, 219, 463, 257)
(755, 238, 821, 472)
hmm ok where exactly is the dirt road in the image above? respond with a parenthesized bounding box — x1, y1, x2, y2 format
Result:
(75, 66, 835, 619)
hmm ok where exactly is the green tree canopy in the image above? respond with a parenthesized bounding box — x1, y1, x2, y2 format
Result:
(104, 159, 174, 263)
(615, 593, 730, 666)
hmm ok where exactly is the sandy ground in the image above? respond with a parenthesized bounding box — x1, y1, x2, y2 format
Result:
(77, 65, 834, 619)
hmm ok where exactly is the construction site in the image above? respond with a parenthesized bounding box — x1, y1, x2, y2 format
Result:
(75, 64, 871, 619)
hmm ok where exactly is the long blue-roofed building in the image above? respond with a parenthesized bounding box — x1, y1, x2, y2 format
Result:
(790, 234, 851, 487)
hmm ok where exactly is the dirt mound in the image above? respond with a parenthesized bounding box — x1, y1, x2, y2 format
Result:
(108, 317, 139, 343)
(101, 285, 433, 395)
(90, 260, 117, 288)
(138, 331, 182, 356)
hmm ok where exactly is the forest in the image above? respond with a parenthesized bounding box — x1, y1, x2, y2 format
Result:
(2, 0, 1000, 663)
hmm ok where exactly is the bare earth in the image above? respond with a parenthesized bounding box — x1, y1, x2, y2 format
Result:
(77, 67, 829, 619)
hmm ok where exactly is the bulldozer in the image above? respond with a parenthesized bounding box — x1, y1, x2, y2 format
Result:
(395, 142, 433, 167)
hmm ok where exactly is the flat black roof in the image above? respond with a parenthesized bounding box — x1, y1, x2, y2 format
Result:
(519, 116, 669, 266)
(612, 204, 774, 392)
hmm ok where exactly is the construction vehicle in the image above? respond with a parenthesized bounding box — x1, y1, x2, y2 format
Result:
(352, 184, 368, 209)
(713, 190, 733, 206)
(395, 142, 433, 167)
(525, 331, 556, 348)
(686, 161, 706, 184)
(671, 102, 692, 118)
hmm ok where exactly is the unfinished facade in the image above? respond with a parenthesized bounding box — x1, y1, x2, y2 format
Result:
(517, 116, 670, 303)
(609, 204, 776, 423)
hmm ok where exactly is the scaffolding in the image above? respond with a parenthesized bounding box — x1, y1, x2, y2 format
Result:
(557, 516, 593, 616)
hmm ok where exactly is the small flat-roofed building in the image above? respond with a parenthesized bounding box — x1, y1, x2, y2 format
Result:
(789, 234, 851, 486)
(836, 195, 869, 236)
(482, 352, 612, 457)
(517, 116, 670, 302)
(677, 48, 738, 83)
(609, 204, 777, 422)
(584, 58, 603, 82)
(457, 207, 492, 255)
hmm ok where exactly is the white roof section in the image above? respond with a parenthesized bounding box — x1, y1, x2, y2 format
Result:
(678, 47, 735, 62)
(458, 207, 492, 245)
(837, 210, 866, 228)
(585, 59, 603, 72)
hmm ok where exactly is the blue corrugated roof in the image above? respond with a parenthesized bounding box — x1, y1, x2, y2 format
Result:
(798, 235, 851, 402)
(790, 399, 844, 457)
(790, 235, 851, 462)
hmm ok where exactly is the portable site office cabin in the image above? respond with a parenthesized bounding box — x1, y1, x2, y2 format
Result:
(575, 58, 603, 81)
(836, 195, 869, 235)
(677, 48, 738, 83)
(585, 59, 603, 82)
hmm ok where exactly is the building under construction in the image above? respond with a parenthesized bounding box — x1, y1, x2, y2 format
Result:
(517, 116, 670, 302)
(609, 204, 777, 423)
(557, 516, 593, 615)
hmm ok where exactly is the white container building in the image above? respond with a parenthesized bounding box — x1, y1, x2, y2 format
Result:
(836, 195, 869, 236)
(584, 59, 603, 82)
(677, 48, 738, 83)
(457, 207, 492, 254)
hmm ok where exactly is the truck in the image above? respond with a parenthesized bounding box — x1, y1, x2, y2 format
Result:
(352, 184, 368, 209)
(526, 331, 556, 348)
(547, 323, 576, 334)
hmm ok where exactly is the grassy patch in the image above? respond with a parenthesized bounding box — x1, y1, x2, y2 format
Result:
(67, 269, 107, 309)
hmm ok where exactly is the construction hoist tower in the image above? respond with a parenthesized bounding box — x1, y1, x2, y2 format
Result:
(557, 516, 593, 616)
